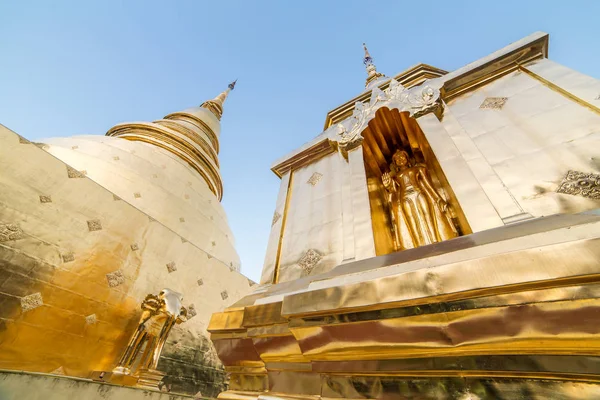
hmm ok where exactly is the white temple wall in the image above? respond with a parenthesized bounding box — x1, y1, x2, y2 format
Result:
(442, 59, 600, 223)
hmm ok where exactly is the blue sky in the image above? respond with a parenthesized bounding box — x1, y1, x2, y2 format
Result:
(1, 1, 599, 282)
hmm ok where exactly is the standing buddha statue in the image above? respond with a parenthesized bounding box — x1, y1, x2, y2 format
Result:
(382, 149, 458, 250)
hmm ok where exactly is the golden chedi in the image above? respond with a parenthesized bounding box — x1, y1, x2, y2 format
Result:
(0, 81, 255, 398)
(208, 32, 600, 399)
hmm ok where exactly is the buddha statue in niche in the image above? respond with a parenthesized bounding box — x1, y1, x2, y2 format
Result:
(382, 149, 458, 250)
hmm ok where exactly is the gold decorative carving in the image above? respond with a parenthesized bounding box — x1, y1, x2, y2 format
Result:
(271, 211, 281, 226)
(166, 262, 177, 273)
(85, 314, 97, 324)
(130, 243, 139, 251)
(556, 170, 600, 200)
(382, 150, 458, 250)
(21, 292, 43, 312)
(221, 291, 228, 300)
(298, 249, 322, 275)
(113, 289, 187, 384)
(307, 172, 323, 186)
(66, 165, 86, 178)
(479, 97, 508, 109)
(332, 81, 442, 154)
(87, 219, 102, 231)
(106, 270, 125, 287)
(0, 224, 24, 242)
(39, 195, 52, 203)
(61, 252, 74, 263)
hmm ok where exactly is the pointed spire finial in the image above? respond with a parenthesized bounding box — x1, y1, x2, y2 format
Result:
(361, 42, 385, 88)
(201, 80, 237, 121)
(363, 43, 372, 65)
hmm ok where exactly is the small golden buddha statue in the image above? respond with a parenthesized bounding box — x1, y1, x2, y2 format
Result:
(382, 149, 458, 250)
(113, 289, 187, 377)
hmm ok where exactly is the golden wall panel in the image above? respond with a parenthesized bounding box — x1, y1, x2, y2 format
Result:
(0, 124, 254, 396)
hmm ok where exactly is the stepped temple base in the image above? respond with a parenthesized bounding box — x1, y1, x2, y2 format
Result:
(209, 211, 600, 400)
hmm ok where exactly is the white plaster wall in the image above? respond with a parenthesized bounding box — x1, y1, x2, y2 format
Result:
(445, 59, 600, 221)
(276, 153, 345, 282)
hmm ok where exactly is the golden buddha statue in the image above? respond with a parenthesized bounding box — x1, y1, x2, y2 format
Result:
(382, 149, 458, 250)
(113, 289, 187, 379)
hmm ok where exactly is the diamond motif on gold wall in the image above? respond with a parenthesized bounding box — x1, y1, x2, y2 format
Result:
(271, 211, 281, 226)
(106, 270, 125, 287)
(0, 224, 24, 242)
(85, 314, 97, 324)
(39, 195, 52, 203)
(556, 170, 600, 200)
(87, 219, 102, 231)
(307, 172, 323, 186)
(66, 166, 86, 178)
(166, 262, 177, 273)
(479, 97, 508, 110)
(61, 252, 75, 263)
(21, 292, 43, 312)
(221, 291, 228, 300)
(298, 249, 322, 275)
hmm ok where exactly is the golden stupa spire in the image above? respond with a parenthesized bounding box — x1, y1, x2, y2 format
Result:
(363, 43, 385, 88)
(201, 80, 237, 120)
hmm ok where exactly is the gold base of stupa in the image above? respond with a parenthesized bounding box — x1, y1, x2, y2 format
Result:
(209, 211, 600, 399)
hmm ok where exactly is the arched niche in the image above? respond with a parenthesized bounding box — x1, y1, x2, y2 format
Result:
(360, 107, 472, 255)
